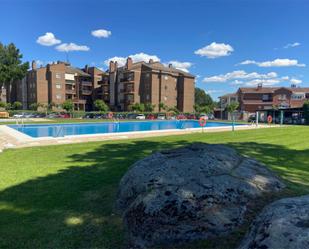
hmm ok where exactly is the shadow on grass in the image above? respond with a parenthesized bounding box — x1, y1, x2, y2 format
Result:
(0, 140, 308, 249)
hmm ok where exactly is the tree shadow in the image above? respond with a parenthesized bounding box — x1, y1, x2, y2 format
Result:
(0, 139, 308, 249)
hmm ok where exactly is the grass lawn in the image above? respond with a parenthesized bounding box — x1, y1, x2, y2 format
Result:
(0, 126, 309, 248)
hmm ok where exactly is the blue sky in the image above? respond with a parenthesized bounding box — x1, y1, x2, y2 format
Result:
(1, 0, 309, 100)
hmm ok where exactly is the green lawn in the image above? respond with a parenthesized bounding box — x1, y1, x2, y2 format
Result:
(0, 126, 309, 249)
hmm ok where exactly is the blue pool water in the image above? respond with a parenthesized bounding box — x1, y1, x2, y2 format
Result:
(9, 120, 241, 138)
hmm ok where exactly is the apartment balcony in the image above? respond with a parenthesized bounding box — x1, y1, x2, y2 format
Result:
(98, 78, 109, 85)
(81, 81, 92, 86)
(65, 89, 75, 94)
(120, 75, 134, 82)
(72, 98, 86, 104)
(124, 87, 134, 94)
(65, 80, 75, 85)
(81, 89, 92, 95)
(124, 98, 134, 104)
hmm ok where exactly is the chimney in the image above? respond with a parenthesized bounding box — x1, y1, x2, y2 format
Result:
(126, 57, 133, 70)
(149, 59, 154, 64)
(114, 61, 118, 71)
(257, 83, 263, 89)
(32, 60, 37, 70)
(84, 64, 89, 73)
(109, 61, 115, 72)
(168, 63, 173, 68)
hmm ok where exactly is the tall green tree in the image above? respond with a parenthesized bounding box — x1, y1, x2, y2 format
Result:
(62, 100, 74, 112)
(0, 43, 29, 102)
(94, 99, 109, 112)
(144, 103, 155, 112)
(303, 101, 309, 125)
(195, 88, 213, 106)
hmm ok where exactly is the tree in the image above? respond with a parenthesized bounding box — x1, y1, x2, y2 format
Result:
(144, 103, 155, 112)
(0, 101, 6, 109)
(303, 101, 309, 125)
(94, 99, 109, 112)
(5, 103, 11, 110)
(167, 106, 180, 115)
(12, 101, 22, 110)
(195, 88, 213, 106)
(131, 103, 145, 112)
(0, 43, 29, 103)
(226, 102, 239, 114)
(159, 102, 167, 112)
(29, 103, 38, 111)
(62, 100, 74, 112)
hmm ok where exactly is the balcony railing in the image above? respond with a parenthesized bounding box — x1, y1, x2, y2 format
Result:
(120, 75, 134, 82)
(81, 81, 92, 86)
(124, 87, 134, 93)
(81, 89, 92, 95)
(65, 89, 75, 94)
(98, 78, 109, 85)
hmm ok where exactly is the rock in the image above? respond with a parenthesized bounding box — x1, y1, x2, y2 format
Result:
(116, 143, 285, 248)
(238, 195, 309, 249)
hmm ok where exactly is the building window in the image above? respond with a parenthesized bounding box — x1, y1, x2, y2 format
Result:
(146, 94, 150, 100)
(278, 94, 287, 100)
(291, 93, 305, 100)
(164, 76, 168, 80)
(56, 83, 61, 89)
(262, 94, 269, 101)
(56, 94, 62, 100)
(146, 73, 150, 78)
(55, 73, 61, 79)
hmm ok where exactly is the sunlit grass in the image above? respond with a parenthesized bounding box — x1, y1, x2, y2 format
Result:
(0, 126, 309, 248)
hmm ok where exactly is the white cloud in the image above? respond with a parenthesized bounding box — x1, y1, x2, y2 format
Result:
(165, 61, 193, 73)
(36, 32, 61, 46)
(104, 52, 160, 67)
(194, 42, 234, 58)
(244, 79, 281, 87)
(91, 29, 112, 38)
(238, 58, 305, 67)
(284, 42, 300, 49)
(281, 76, 289, 81)
(55, 43, 90, 52)
(35, 60, 44, 67)
(205, 89, 223, 94)
(203, 70, 278, 83)
(290, 78, 302, 84)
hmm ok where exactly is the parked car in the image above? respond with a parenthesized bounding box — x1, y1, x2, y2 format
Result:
(127, 113, 137, 119)
(176, 114, 187, 120)
(157, 113, 166, 120)
(83, 113, 95, 119)
(58, 113, 70, 118)
(147, 114, 155, 120)
(199, 113, 209, 120)
(136, 114, 146, 120)
(208, 113, 215, 120)
(13, 113, 25, 118)
(187, 114, 196, 120)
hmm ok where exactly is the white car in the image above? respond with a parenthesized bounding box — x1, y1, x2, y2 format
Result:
(199, 113, 209, 120)
(136, 114, 146, 120)
(157, 114, 166, 120)
(13, 113, 25, 118)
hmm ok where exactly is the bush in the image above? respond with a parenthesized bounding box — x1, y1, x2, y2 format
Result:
(303, 101, 309, 125)
(94, 99, 109, 112)
(62, 100, 74, 112)
(12, 101, 22, 110)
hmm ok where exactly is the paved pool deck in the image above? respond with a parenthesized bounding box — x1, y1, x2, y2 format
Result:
(0, 123, 275, 152)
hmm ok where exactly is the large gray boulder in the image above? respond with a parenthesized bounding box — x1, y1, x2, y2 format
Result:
(238, 195, 309, 249)
(117, 143, 285, 248)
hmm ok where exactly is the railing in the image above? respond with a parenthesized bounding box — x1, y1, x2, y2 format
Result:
(81, 81, 92, 86)
(81, 89, 92, 95)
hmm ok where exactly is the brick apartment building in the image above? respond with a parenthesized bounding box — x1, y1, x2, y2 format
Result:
(101, 57, 195, 112)
(218, 84, 309, 119)
(9, 58, 195, 112)
(10, 60, 106, 111)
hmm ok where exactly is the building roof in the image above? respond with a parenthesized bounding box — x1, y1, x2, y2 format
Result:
(219, 93, 237, 98)
(66, 66, 91, 77)
(119, 60, 195, 78)
(238, 87, 279, 94)
(238, 86, 309, 94)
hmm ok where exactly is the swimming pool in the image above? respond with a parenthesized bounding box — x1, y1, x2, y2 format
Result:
(9, 120, 241, 138)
